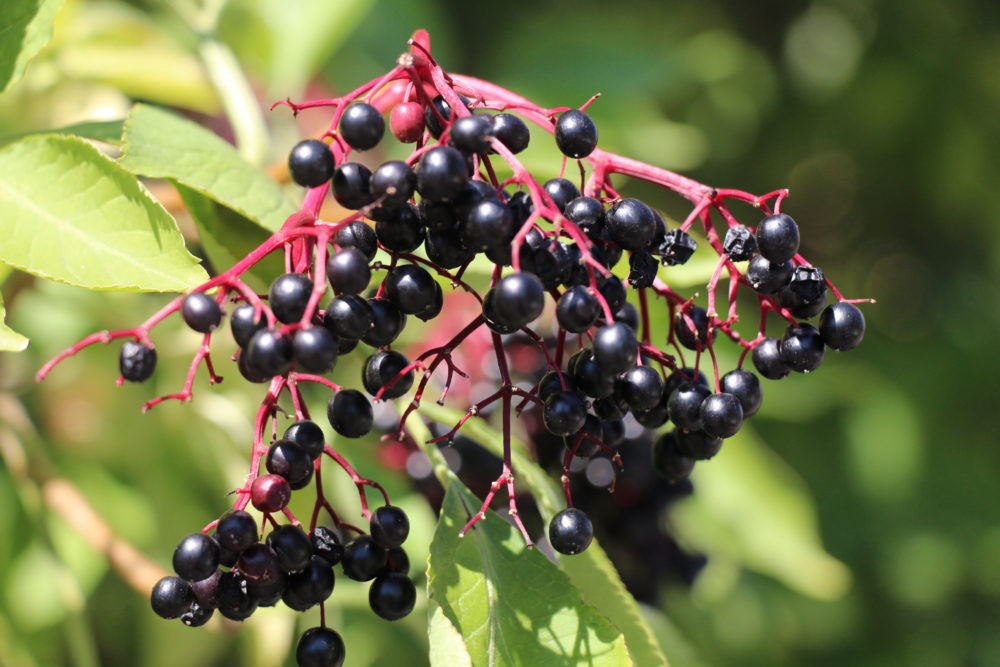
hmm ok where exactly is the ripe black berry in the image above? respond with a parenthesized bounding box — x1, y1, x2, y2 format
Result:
(385, 546, 410, 574)
(119, 341, 156, 382)
(556, 286, 599, 333)
(490, 113, 530, 153)
(424, 94, 469, 138)
(489, 273, 546, 328)
(450, 114, 493, 153)
(570, 348, 615, 398)
(327, 389, 373, 438)
(266, 439, 314, 485)
(237, 543, 282, 586)
(700, 392, 743, 439)
(323, 295, 373, 341)
(362, 298, 406, 347)
(370, 160, 417, 208)
(342, 535, 388, 581)
(548, 508, 593, 555)
(293, 327, 338, 374)
(675, 428, 724, 460)
(334, 220, 378, 261)
(720, 368, 763, 418)
(326, 247, 371, 295)
(674, 307, 715, 350)
(267, 525, 313, 573)
(332, 162, 374, 209)
(181, 293, 222, 333)
(751, 337, 790, 380)
(369, 572, 416, 621)
(370, 506, 410, 548)
(339, 102, 384, 150)
(375, 203, 424, 253)
(617, 365, 664, 412)
(214, 510, 258, 555)
(383, 264, 439, 317)
(288, 139, 335, 188)
(555, 109, 598, 159)
(459, 198, 514, 251)
(362, 350, 414, 399)
(173, 533, 220, 582)
(564, 196, 605, 237)
(297, 627, 346, 667)
(416, 146, 468, 202)
(230, 304, 266, 348)
(285, 556, 335, 606)
(756, 213, 800, 263)
(780, 323, 825, 373)
(592, 322, 638, 375)
(651, 431, 696, 483)
(543, 178, 580, 213)
(270, 274, 313, 325)
(180, 601, 213, 627)
(819, 302, 865, 351)
(284, 420, 326, 460)
(747, 254, 793, 294)
(246, 329, 294, 377)
(606, 198, 656, 251)
(216, 570, 257, 620)
(667, 383, 711, 431)
(543, 390, 587, 437)
(151, 576, 194, 619)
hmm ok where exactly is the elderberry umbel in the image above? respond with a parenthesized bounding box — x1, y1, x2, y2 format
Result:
(35, 30, 869, 660)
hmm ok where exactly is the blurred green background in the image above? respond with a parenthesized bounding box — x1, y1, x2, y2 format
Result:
(2, 0, 998, 665)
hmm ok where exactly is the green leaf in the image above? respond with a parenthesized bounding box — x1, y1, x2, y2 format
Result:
(0, 294, 29, 351)
(174, 184, 282, 292)
(670, 426, 852, 600)
(0, 119, 125, 148)
(428, 473, 630, 666)
(415, 403, 669, 665)
(428, 599, 473, 667)
(0, 0, 64, 95)
(120, 104, 296, 231)
(0, 135, 208, 291)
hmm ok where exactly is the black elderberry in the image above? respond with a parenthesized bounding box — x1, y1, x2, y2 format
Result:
(780, 323, 825, 373)
(332, 162, 374, 210)
(651, 432, 696, 483)
(237, 543, 282, 587)
(311, 526, 343, 567)
(548, 508, 593, 555)
(658, 229, 698, 266)
(375, 203, 424, 253)
(628, 252, 658, 289)
(538, 371, 575, 401)
(362, 350, 414, 399)
(594, 394, 629, 421)
(288, 139, 335, 188)
(327, 389, 373, 438)
(370, 160, 417, 209)
(556, 286, 599, 333)
(173, 533, 220, 582)
(489, 273, 546, 328)
(819, 302, 866, 351)
(601, 418, 626, 448)
(284, 420, 326, 460)
(543, 178, 581, 213)
(417, 146, 468, 202)
(667, 383, 711, 431)
(189, 569, 221, 610)
(230, 304, 266, 348)
(720, 368, 763, 418)
(606, 199, 656, 252)
(424, 94, 469, 138)
(334, 220, 378, 261)
(543, 391, 588, 437)
(323, 295, 373, 341)
(617, 365, 664, 412)
(385, 546, 410, 575)
(555, 109, 598, 159)
(339, 102, 384, 151)
(247, 329, 294, 377)
(383, 264, 439, 318)
(756, 213, 800, 263)
(752, 337, 790, 380)
(285, 556, 335, 606)
(675, 428, 724, 460)
(490, 113, 530, 153)
(459, 198, 514, 252)
(747, 254, 794, 294)
(425, 228, 473, 268)
(151, 576, 194, 619)
(570, 349, 616, 399)
(449, 114, 493, 153)
(599, 276, 627, 314)
(119, 341, 156, 382)
(266, 439, 314, 486)
(214, 510, 258, 555)
(700, 392, 743, 439)
(342, 535, 388, 581)
(181, 293, 222, 333)
(369, 572, 417, 621)
(326, 247, 371, 295)
(674, 307, 715, 351)
(270, 273, 314, 324)
(482, 290, 521, 335)
(293, 327, 337, 374)
(180, 601, 214, 627)
(267, 525, 313, 573)
(362, 298, 406, 347)
(723, 225, 757, 261)
(592, 322, 638, 375)
(216, 570, 258, 620)
(370, 506, 410, 548)
(564, 196, 605, 237)
(297, 627, 346, 667)
(615, 302, 640, 333)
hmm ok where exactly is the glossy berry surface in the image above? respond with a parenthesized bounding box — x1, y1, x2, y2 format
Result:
(780, 323, 826, 373)
(416, 146, 468, 202)
(667, 383, 711, 432)
(556, 286, 599, 333)
(214, 510, 257, 555)
(284, 420, 326, 460)
(297, 627, 345, 667)
(548, 508, 594, 555)
(342, 535, 387, 581)
(323, 295, 373, 341)
(618, 365, 664, 412)
(327, 389, 373, 438)
(267, 525, 313, 573)
(119, 341, 156, 382)
(181, 293, 221, 333)
(230, 304, 265, 348)
(339, 102, 384, 150)
(326, 247, 371, 295)
(250, 474, 292, 513)
(720, 369, 763, 418)
(543, 178, 580, 213)
(362, 350, 414, 399)
(819, 302, 866, 351)
(270, 273, 314, 324)
(489, 273, 546, 328)
(700, 392, 743, 439)
(370, 506, 410, 548)
(247, 329, 294, 377)
(293, 327, 338, 374)
(606, 198, 656, 251)
(555, 109, 598, 158)
(490, 113, 530, 153)
(332, 162, 374, 209)
(756, 213, 800, 263)
(362, 299, 406, 347)
(173, 533, 220, 582)
(369, 572, 416, 621)
(543, 391, 587, 437)
(450, 114, 493, 153)
(266, 439, 314, 485)
(150, 576, 194, 619)
(288, 139, 335, 188)
(592, 323, 639, 375)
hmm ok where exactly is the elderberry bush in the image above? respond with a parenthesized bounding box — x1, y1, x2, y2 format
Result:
(36, 29, 867, 665)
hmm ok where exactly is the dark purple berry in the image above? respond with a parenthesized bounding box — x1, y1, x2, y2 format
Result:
(323, 295, 374, 341)
(819, 302, 865, 351)
(326, 247, 371, 295)
(675, 428, 723, 460)
(543, 391, 587, 437)
(293, 327, 338, 374)
(667, 383, 710, 431)
(416, 146, 468, 202)
(592, 322, 638, 375)
(266, 439, 314, 485)
(266, 525, 313, 573)
(181, 293, 221, 333)
(780, 323, 825, 373)
(369, 572, 416, 620)
(297, 627, 345, 667)
(335, 220, 378, 261)
(339, 102, 384, 150)
(250, 474, 292, 513)
(489, 273, 546, 328)
(246, 329, 293, 377)
(173, 533, 220, 582)
(362, 298, 406, 347)
(230, 304, 265, 348)
(151, 576, 194, 619)
(720, 368, 763, 418)
(270, 273, 314, 325)
(362, 350, 413, 399)
(119, 341, 156, 382)
(617, 365, 664, 412)
(283, 420, 326, 460)
(288, 139, 335, 188)
(606, 199, 656, 251)
(332, 162, 374, 209)
(556, 286, 599, 333)
(747, 254, 794, 294)
(370, 160, 416, 208)
(450, 114, 493, 153)
(490, 113, 530, 153)
(543, 178, 580, 213)
(370, 506, 410, 548)
(700, 392, 743, 439)
(548, 508, 593, 555)
(674, 307, 715, 351)
(327, 389, 373, 438)
(651, 432, 695, 483)
(342, 535, 387, 581)
(214, 510, 258, 555)
(756, 213, 800, 263)
(555, 109, 598, 159)
(752, 337, 790, 380)
(311, 526, 343, 566)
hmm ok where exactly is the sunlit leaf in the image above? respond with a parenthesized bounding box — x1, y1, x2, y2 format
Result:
(428, 473, 630, 665)
(670, 426, 852, 600)
(4, 541, 81, 630)
(0, 293, 29, 351)
(428, 599, 473, 667)
(0, 119, 124, 148)
(0, 135, 207, 291)
(120, 104, 295, 232)
(0, 0, 64, 95)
